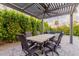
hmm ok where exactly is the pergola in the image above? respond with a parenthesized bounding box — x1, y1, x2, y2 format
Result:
(2, 3, 78, 44)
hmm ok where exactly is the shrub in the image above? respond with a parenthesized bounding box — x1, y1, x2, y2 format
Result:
(50, 24, 79, 36)
(73, 24, 79, 36)
(0, 9, 50, 42)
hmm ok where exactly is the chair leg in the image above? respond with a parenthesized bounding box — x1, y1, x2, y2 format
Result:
(53, 46, 59, 56)
(33, 53, 39, 56)
(44, 50, 52, 56)
(57, 45, 61, 48)
(25, 54, 28, 56)
(54, 50, 59, 56)
(52, 51, 54, 56)
(44, 50, 48, 56)
(45, 52, 48, 56)
(26, 53, 31, 56)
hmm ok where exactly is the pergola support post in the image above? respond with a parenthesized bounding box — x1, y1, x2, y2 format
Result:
(70, 13, 73, 44)
(41, 13, 45, 34)
(42, 19, 44, 34)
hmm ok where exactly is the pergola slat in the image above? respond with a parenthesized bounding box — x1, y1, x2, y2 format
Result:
(23, 3, 34, 10)
(48, 4, 77, 12)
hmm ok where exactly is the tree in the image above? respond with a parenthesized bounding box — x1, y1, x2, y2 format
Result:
(54, 20, 59, 26)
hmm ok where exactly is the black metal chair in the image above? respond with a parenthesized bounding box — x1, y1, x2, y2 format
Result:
(49, 32, 64, 47)
(44, 32, 64, 56)
(44, 32, 48, 34)
(16, 34, 39, 56)
(25, 32, 32, 37)
(21, 32, 36, 47)
(55, 32, 64, 46)
(44, 31, 55, 34)
(43, 40, 58, 56)
(22, 32, 32, 37)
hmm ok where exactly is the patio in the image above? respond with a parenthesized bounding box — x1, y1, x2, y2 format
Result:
(0, 35, 79, 56)
(2, 3, 78, 44)
(0, 3, 79, 56)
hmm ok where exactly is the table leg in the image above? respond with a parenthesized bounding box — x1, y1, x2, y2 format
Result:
(39, 43, 45, 54)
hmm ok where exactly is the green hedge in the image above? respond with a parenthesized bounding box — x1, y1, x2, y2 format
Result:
(0, 10, 50, 42)
(73, 25, 79, 36)
(50, 24, 79, 36)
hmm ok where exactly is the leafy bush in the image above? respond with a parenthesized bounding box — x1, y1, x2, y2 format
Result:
(50, 24, 79, 36)
(73, 24, 79, 36)
(0, 9, 50, 42)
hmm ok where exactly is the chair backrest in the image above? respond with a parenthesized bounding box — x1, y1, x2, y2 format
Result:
(36, 31, 40, 35)
(25, 32, 32, 37)
(44, 32, 48, 34)
(49, 36, 55, 41)
(54, 33, 60, 41)
(16, 34, 29, 50)
(56, 32, 64, 46)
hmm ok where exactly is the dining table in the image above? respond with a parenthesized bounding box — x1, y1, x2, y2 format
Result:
(27, 34, 55, 43)
(26, 34, 55, 54)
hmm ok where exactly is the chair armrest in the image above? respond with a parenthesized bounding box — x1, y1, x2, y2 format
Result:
(29, 42, 38, 50)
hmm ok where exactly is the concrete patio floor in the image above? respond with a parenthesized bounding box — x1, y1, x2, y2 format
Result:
(0, 35, 79, 56)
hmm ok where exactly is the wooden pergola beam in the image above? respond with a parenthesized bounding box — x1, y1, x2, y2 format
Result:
(2, 3, 39, 19)
(23, 3, 34, 10)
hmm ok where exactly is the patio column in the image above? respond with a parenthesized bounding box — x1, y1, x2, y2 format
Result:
(42, 19, 44, 34)
(70, 13, 73, 44)
(41, 13, 45, 34)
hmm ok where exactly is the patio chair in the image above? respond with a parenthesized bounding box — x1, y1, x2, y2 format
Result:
(44, 32, 48, 34)
(43, 40, 59, 56)
(36, 31, 40, 35)
(21, 32, 35, 46)
(55, 32, 64, 46)
(49, 32, 64, 47)
(44, 31, 55, 34)
(44, 32, 64, 56)
(16, 34, 39, 56)
(22, 32, 32, 37)
(49, 31, 56, 34)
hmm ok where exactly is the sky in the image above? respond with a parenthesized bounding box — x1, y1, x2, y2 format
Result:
(44, 14, 69, 24)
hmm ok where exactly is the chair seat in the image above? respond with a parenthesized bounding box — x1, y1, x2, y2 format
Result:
(16, 34, 39, 56)
(23, 45, 39, 56)
(46, 43, 56, 49)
